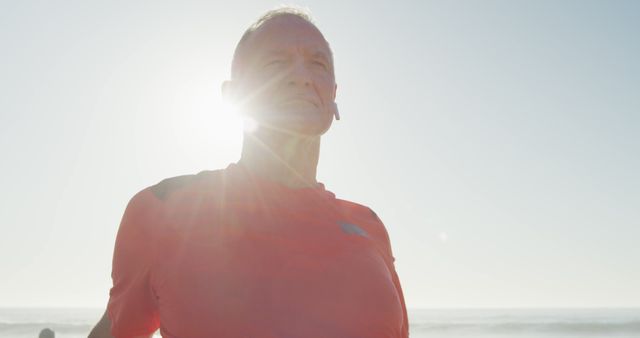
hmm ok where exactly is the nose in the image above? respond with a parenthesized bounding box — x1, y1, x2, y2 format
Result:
(286, 60, 311, 87)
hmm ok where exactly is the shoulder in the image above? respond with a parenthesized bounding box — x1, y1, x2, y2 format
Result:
(122, 169, 226, 225)
(336, 198, 396, 262)
(335, 199, 388, 239)
(149, 169, 225, 201)
(336, 199, 383, 223)
(150, 174, 197, 201)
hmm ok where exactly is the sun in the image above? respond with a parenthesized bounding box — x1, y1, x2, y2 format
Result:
(206, 96, 245, 147)
(166, 91, 244, 166)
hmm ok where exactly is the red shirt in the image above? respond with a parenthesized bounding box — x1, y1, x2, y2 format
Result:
(107, 163, 408, 338)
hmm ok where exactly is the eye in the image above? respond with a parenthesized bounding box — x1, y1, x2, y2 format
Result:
(265, 59, 286, 68)
(312, 60, 328, 70)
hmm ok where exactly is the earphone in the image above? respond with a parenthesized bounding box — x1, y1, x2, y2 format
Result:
(333, 102, 340, 120)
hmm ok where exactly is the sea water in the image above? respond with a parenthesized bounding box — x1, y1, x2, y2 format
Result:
(1, 307, 639, 338)
(409, 308, 640, 338)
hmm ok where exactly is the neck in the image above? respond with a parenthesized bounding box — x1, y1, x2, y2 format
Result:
(239, 128, 321, 189)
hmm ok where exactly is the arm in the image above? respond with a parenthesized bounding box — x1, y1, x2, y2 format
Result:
(99, 189, 162, 338)
(369, 208, 410, 338)
(87, 309, 155, 338)
(88, 310, 114, 338)
(391, 266, 410, 338)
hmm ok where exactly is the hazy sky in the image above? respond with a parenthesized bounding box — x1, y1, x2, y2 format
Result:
(1, 0, 638, 309)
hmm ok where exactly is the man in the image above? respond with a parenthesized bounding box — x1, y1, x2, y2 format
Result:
(39, 328, 55, 338)
(89, 7, 408, 338)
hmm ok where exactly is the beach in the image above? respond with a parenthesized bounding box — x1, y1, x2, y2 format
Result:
(1, 307, 639, 338)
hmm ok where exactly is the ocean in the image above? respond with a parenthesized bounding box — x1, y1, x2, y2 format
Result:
(0, 307, 638, 338)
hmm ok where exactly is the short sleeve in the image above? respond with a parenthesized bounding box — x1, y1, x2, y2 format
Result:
(107, 188, 161, 338)
(369, 208, 410, 338)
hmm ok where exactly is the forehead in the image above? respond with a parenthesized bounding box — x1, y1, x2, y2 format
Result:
(244, 15, 332, 58)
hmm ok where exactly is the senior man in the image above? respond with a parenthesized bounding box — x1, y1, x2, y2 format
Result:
(89, 7, 408, 338)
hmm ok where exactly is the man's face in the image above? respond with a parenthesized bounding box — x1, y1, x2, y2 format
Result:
(232, 15, 337, 136)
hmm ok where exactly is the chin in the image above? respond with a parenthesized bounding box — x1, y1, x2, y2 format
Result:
(254, 107, 333, 136)
(290, 120, 333, 136)
(267, 117, 332, 137)
(283, 111, 333, 136)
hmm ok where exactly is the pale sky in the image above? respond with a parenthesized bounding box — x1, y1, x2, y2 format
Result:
(1, 0, 639, 309)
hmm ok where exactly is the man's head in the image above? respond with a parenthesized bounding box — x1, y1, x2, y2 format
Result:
(223, 7, 338, 136)
(39, 328, 55, 338)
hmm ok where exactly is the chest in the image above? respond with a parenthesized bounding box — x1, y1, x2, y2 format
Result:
(152, 204, 403, 338)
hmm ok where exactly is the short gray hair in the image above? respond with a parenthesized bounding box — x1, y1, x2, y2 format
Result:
(231, 6, 332, 79)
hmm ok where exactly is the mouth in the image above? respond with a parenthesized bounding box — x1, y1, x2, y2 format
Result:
(279, 95, 320, 108)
